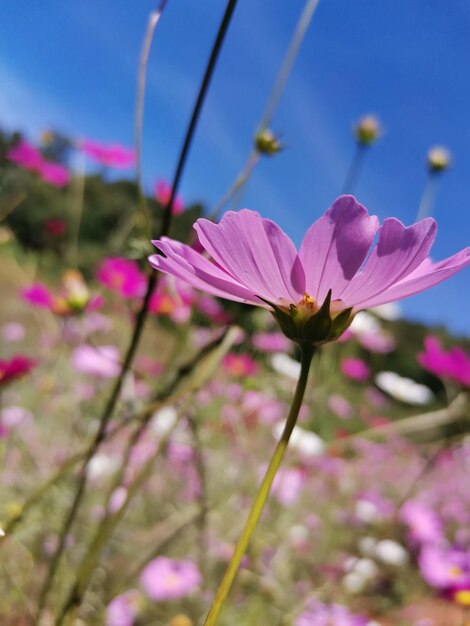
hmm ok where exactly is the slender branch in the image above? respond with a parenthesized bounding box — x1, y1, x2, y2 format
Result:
(203, 345, 314, 626)
(188, 413, 209, 582)
(35, 1, 238, 617)
(211, 0, 321, 219)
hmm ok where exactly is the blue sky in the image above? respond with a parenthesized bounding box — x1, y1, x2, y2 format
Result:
(1, 1, 469, 335)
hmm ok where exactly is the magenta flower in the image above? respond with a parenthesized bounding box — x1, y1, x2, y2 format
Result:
(7, 140, 43, 170)
(22, 272, 103, 316)
(140, 556, 201, 601)
(418, 336, 470, 388)
(7, 139, 69, 187)
(295, 599, 368, 626)
(37, 160, 70, 187)
(341, 357, 370, 382)
(149, 196, 469, 346)
(154, 180, 184, 214)
(96, 257, 147, 299)
(0, 355, 37, 386)
(81, 139, 135, 169)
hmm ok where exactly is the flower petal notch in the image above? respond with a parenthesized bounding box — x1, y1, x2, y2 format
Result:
(149, 195, 470, 347)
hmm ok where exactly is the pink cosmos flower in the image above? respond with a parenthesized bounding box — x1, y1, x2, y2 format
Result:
(106, 590, 140, 626)
(341, 357, 370, 382)
(72, 345, 121, 379)
(7, 140, 43, 170)
(7, 140, 69, 187)
(149, 276, 195, 324)
(37, 160, 70, 187)
(22, 271, 103, 316)
(96, 257, 147, 299)
(295, 599, 368, 626)
(140, 556, 201, 601)
(419, 544, 470, 605)
(400, 500, 443, 545)
(418, 336, 470, 388)
(223, 353, 259, 377)
(252, 331, 291, 353)
(81, 139, 136, 169)
(0, 355, 37, 386)
(154, 180, 184, 214)
(149, 196, 469, 345)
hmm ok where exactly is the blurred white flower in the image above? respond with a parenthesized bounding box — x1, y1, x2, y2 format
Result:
(272, 422, 325, 457)
(151, 406, 178, 437)
(350, 311, 380, 334)
(359, 537, 378, 556)
(87, 453, 121, 480)
(375, 371, 433, 405)
(355, 499, 381, 523)
(270, 353, 301, 380)
(370, 303, 400, 320)
(374, 539, 408, 566)
(343, 557, 378, 593)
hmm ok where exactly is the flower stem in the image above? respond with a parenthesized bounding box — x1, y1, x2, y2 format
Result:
(203, 344, 314, 626)
(416, 173, 437, 221)
(341, 143, 367, 195)
(35, 2, 238, 616)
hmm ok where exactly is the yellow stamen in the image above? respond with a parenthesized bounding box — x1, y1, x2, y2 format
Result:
(299, 293, 317, 310)
(454, 590, 470, 606)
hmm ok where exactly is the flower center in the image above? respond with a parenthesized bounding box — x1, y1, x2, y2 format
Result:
(298, 293, 318, 311)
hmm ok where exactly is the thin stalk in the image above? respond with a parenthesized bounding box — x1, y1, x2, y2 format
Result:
(211, 0, 320, 219)
(35, 1, 238, 616)
(203, 345, 314, 626)
(341, 143, 367, 195)
(135, 0, 168, 237)
(188, 413, 209, 582)
(68, 149, 87, 265)
(416, 173, 437, 221)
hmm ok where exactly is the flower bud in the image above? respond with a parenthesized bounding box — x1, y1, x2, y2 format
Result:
(254, 129, 282, 156)
(427, 145, 451, 173)
(169, 616, 193, 626)
(354, 115, 381, 146)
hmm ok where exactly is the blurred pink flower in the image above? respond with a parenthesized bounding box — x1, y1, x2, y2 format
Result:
(341, 357, 370, 382)
(140, 556, 201, 601)
(0, 355, 37, 386)
(271, 467, 306, 506)
(72, 345, 121, 378)
(400, 500, 443, 545)
(328, 393, 354, 419)
(22, 272, 103, 316)
(295, 599, 368, 626)
(7, 140, 43, 169)
(418, 336, 470, 388)
(150, 197, 470, 347)
(252, 331, 291, 353)
(106, 590, 140, 626)
(37, 160, 70, 187)
(81, 138, 135, 169)
(419, 544, 470, 605)
(154, 180, 184, 214)
(150, 276, 195, 324)
(7, 139, 69, 187)
(2, 322, 25, 343)
(96, 257, 147, 299)
(223, 353, 259, 377)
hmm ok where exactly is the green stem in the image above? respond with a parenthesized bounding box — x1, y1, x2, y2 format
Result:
(416, 173, 437, 221)
(341, 143, 367, 195)
(203, 345, 314, 626)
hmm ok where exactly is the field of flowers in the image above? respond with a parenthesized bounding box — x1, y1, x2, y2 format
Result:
(1, 3, 470, 626)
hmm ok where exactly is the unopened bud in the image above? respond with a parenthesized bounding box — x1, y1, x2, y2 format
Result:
(427, 146, 451, 173)
(254, 129, 282, 156)
(354, 115, 381, 146)
(41, 130, 55, 146)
